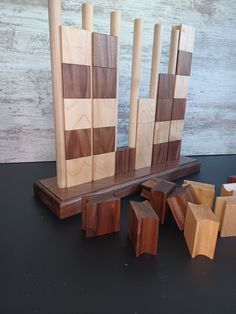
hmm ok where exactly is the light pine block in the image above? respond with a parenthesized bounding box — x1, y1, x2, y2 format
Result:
(137, 98, 156, 124)
(215, 197, 236, 237)
(93, 152, 115, 181)
(135, 142, 153, 169)
(136, 123, 154, 148)
(61, 26, 92, 66)
(183, 180, 215, 208)
(174, 75, 190, 99)
(64, 99, 92, 131)
(153, 121, 171, 144)
(178, 24, 195, 53)
(169, 120, 184, 142)
(93, 99, 117, 128)
(221, 183, 236, 196)
(66, 156, 92, 187)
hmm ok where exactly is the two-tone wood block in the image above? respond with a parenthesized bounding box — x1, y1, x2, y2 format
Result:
(140, 178, 162, 200)
(128, 200, 159, 257)
(215, 196, 236, 237)
(167, 185, 200, 230)
(221, 183, 236, 196)
(82, 194, 120, 238)
(227, 176, 236, 183)
(115, 146, 136, 175)
(184, 202, 219, 259)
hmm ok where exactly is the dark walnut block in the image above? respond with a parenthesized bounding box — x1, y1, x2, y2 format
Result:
(140, 178, 162, 200)
(227, 175, 236, 183)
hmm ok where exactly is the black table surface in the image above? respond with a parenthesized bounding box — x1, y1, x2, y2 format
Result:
(1, 155, 236, 314)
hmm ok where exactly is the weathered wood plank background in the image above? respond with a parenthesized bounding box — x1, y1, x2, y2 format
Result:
(0, 0, 236, 163)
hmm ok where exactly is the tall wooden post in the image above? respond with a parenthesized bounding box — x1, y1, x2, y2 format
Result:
(82, 2, 94, 31)
(168, 26, 179, 74)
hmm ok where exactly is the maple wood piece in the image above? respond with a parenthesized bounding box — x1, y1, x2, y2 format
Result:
(168, 27, 179, 75)
(64, 99, 92, 131)
(155, 99, 173, 122)
(227, 176, 236, 183)
(169, 120, 184, 142)
(167, 185, 200, 230)
(82, 2, 93, 32)
(214, 196, 236, 237)
(93, 99, 116, 128)
(171, 99, 186, 120)
(128, 201, 159, 256)
(184, 202, 219, 259)
(92, 67, 117, 98)
(66, 156, 92, 187)
(153, 121, 170, 144)
(176, 50, 192, 76)
(157, 74, 175, 99)
(178, 24, 195, 53)
(81, 195, 120, 238)
(115, 146, 136, 175)
(182, 180, 215, 208)
(65, 129, 91, 159)
(140, 178, 162, 200)
(221, 183, 236, 196)
(93, 151, 116, 181)
(167, 140, 182, 161)
(92, 33, 117, 68)
(152, 143, 169, 165)
(150, 180, 176, 224)
(174, 75, 190, 99)
(93, 126, 115, 155)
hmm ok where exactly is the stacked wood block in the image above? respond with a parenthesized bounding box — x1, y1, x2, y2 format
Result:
(128, 201, 159, 256)
(140, 178, 162, 200)
(215, 196, 236, 237)
(184, 202, 219, 259)
(221, 183, 236, 196)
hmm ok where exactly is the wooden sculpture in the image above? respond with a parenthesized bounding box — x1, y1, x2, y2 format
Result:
(215, 196, 236, 237)
(184, 202, 219, 259)
(221, 183, 236, 196)
(128, 201, 159, 256)
(227, 176, 236, 183)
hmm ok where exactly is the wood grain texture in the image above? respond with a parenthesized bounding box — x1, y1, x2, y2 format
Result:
(227, 176, 236, 183)
(93, 151, 116, 180)
(135, 141, 153, 169)
(169, 120, 184, 142)
(174, 75, 190, 99)
(214, 197, 236, 237)
(140, 178, 162, 200)
(115, 146, 135, 175)
(65, 129, 91, 159)
(167, 140, 182, 161)
(64, 99, 92, 131)
(176, 50, 192, 76)
(93, 67, 116, 99)
(153, 121, 170, 144)
(93, 99, 117, 128)
(178, 24, 195, 53)
(157, 74, 175, 99)
(221, 183, 236, 196)
(152, 143, 168, 165)
(128, 200, 159, 256)
(92, 32, 117, 68)
(66, 156, 92, 187)
(155, 99, 173, 122)
(93, 126, 115, 155)
(171, 99, 186, 120)
(63, 63, 91, 98)
(137, 98, 156, 124)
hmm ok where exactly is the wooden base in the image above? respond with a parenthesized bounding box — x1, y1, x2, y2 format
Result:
(34, 156, 201, 219)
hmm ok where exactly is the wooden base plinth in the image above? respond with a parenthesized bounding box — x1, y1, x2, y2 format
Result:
(34, 156, 201, 219)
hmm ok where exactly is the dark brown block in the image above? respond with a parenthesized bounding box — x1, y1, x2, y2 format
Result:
(150, 180, 176, 224)
(140, 178, 162, 200)
(93, 67, 117, 98)
(157, 74, 175, 99)
(171, 99, 186, 120)
(62, 63, 91, 98)
(128, 201, 159, 256)
(176, 50, 192, 76)
(115, 146, 136, 175)
(167, 140, 182, 161)
(227, 176, 236, 183)
(93, 33, 117, 68)
(93, 126, 115, 155)
(82, 194, 120, 238)
(155, 99, 173, 122)
(167, 185, 200, 230)
(152, 143, 168, 165)
(65, 129, 91, 160)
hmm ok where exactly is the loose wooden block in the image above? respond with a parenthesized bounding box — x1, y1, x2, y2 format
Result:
(153, 121, 171, 144)
(140, 178, 162, 200)
(169, 120, 184, 142)
(82, 195, 120, 238)
(167, 185, 200, 230)
(65, 129, 91, 160)
(62, 64, 91, 99)
(150, 180, 176, 224)
(182, 180, 215, 208)
(167, 140, 181, 161)
(128, 200, 159, 257)
(115, 146, 136, 175)
(92, 32, 118, 68)
(93, 67, 117, 98)
(66, 156, 92, 187)
(221, 183, 236, 196)
(64, 99, 92, 131)
(93, 152, 115, 181)
(176, 50, 192, 76)
(61, 26, 92, 66)
(155, 99, 173, 122)
(157, 74, 175, 99)
(93, 99, 116, 128)
(184, 202, 219, 259)
(227, 175, 236, 183)
(152, 143, 168, 165)
(178, 24, 195, 53)
(135, 141, 153, 169)
(171, 99, 186, 120)
(137, 98, 156, 124)
(93, 126, 115, 155)
(214, 197, 236, 237)
(174, 75, 190, 99)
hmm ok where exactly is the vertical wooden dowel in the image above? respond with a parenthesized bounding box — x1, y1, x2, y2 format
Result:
(128, 18, 143, 148)
(110, 10, 121, 149)
(48, 0, 66, 188)
(149, 24, 162, 99)
(82, 2, 94, 32)
(168, 27, 180, 75)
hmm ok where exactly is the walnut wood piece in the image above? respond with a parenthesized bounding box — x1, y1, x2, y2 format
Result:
(150, 180, 176, 224)
(227, 176, 236, 183)
(81, 195, 120, 238)
(92, 67, 117, 98)
(157, 74, 175, 99)
(92, 32, 117, 68)
(128, 201, 159, 256)
(65, 129, 91, 159)
(167, 140, 182, 161)
(152, 143, 169, 165)
(214, 196, 236, 237)
(182, 180, 215, 208)
(184, 202, 219, 259)
(34, 156, 201, 219)
(221, 183, 236, 196)
(93, 126, 115, 155)
(140, 178, 162, 200)
(171, 99, 186, 120)
(66, 156, 92, 187)
(155, 99, 173, 122)
(62, 63, 91, 99)
(115, 146, 136, 175)
(176, 50, 192, 76)
(167, 185, 200, 230)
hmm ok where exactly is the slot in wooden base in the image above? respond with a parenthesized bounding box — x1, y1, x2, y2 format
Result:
(34, 155, 201, 219)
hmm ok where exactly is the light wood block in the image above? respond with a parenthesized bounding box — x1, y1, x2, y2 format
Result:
(221, 183, 236, 196)
(64, 99, 92, 131)
(174, 75, 190, 99)
(93, 99, 116, 128)
(178, 24, 195, 53)
(137, 98, 156, 124)
(136, 122, 154, 148)
(183, 180, 215, 208)
(135, 141, 153, 169)
(169, 120, 184, 142)
(66, 156, 92, 187)
(61, 26, 92, 66)
(153, 121, 171, 144)
(215, 197, 236, 237)
(93, 152, 115, 181)
(184, 202, 219, 259)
